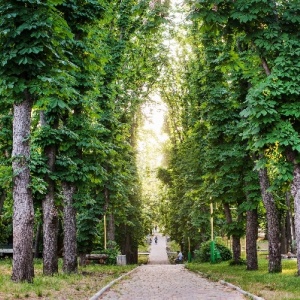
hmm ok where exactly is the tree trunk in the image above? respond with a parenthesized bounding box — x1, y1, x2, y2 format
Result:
(280, 213, 288, 254)
(223, 203, 241, 263)
(40, 112, 59, 275)
(246, 208, 258, 270)
(11, 95, 34, 282)
(79, 253, 87, 267)
(107, 212, 115, 244)
(0, 190, 6, 215)
(258, 167, 282, 273)
(42, 194, 58, 275)
(286, 192, 295, 253)
(34, 222, 42, 259)
(62, 181, 77, 274)
(104, 186, 115, 245)
(288, 160, 300, 274)
(232, 235, 241, 263)
(121, 224, 138, 264)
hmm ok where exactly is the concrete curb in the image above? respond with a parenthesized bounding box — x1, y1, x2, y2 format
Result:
(89, 266, 140, 300)
(195, 271, 264, 300)
(219, 280, 265, 300)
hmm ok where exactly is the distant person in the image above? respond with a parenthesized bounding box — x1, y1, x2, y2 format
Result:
(154, 225, 157, 232)
(154, 236, 158, 244)
(175, 251, 183, 264)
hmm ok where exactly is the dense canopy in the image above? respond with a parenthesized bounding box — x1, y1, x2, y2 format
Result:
(0, 0, 300, 282)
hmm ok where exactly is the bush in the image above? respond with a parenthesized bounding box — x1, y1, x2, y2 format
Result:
(92, 240, 120, 265)
(194, 241, 232, 263)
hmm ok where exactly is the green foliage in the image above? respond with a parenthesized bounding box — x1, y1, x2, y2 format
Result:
(76, 193, 104, 254)
(0, 0, 74, 99)
(100, 241, 121, 265)
(0, 217, 11, 245)
(194, 241, 232, 263)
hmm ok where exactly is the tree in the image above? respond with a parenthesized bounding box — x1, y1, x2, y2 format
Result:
(0, 0, 73, 282)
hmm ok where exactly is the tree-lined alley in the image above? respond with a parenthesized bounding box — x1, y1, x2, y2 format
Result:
(1, 0, 300, 284)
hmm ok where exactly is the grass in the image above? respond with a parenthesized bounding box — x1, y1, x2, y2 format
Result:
(186, 258, 300, 300)
(0, 258, 136, 300)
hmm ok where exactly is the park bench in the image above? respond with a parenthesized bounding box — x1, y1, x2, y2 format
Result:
(85, 253, 109, 264)
(0, 244, 13, 257)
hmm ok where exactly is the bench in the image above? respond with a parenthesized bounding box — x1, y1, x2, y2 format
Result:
(86, 254, 109, 264)
(0, 244, 13, 257)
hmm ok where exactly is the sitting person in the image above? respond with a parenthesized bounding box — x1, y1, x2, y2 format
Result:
(175, 251, 183, 264)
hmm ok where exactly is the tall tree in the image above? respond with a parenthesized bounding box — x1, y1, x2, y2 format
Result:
(0, 0, 72, 281)
(57, 0, 105, 274)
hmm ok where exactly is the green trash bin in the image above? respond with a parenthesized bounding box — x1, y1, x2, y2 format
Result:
(210, 241, 221, 264)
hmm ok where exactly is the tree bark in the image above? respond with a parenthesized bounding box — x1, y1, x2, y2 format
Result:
(34, 222, 42, 259)
(0, 190, 6, 215)
(104, 186, 115, 244)
(280, 213, 288, 254)
(223, 203, 241, 263)
(258, 167, 282, 272)
(42, 192, 58, 275)
(286, 192, 295, 253)
(79, 253, 87, 267)
(11, 95, 34, 282)
(42, 145, 58, 275)
(107, 212, 115, 244)
(121, 224, 138, 264)
(62, 181, 77, 274)
(246, 208, 258, 270)
(40, 112, 59, 275)
(287, 151, 300, 275)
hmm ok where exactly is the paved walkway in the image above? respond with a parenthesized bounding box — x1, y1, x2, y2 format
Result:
(97, 233, 246, 300)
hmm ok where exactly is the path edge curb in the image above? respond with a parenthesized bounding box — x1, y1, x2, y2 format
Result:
(219, 280, 265, 300)
(89, 266, 140, 300)
(196, 271, 264, 300)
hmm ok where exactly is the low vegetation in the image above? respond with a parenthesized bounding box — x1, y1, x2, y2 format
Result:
(193, 241, 232, 263)
(0, 259, 136, 300)
(187, 258, 300, 300)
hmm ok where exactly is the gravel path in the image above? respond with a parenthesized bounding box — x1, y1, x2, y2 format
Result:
(97, 234, 246, 300)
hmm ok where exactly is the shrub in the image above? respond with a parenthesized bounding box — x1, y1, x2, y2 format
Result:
(194, 241, 232, 262)
(92, 240, 120, 265)
(101, 241, 120, 265)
